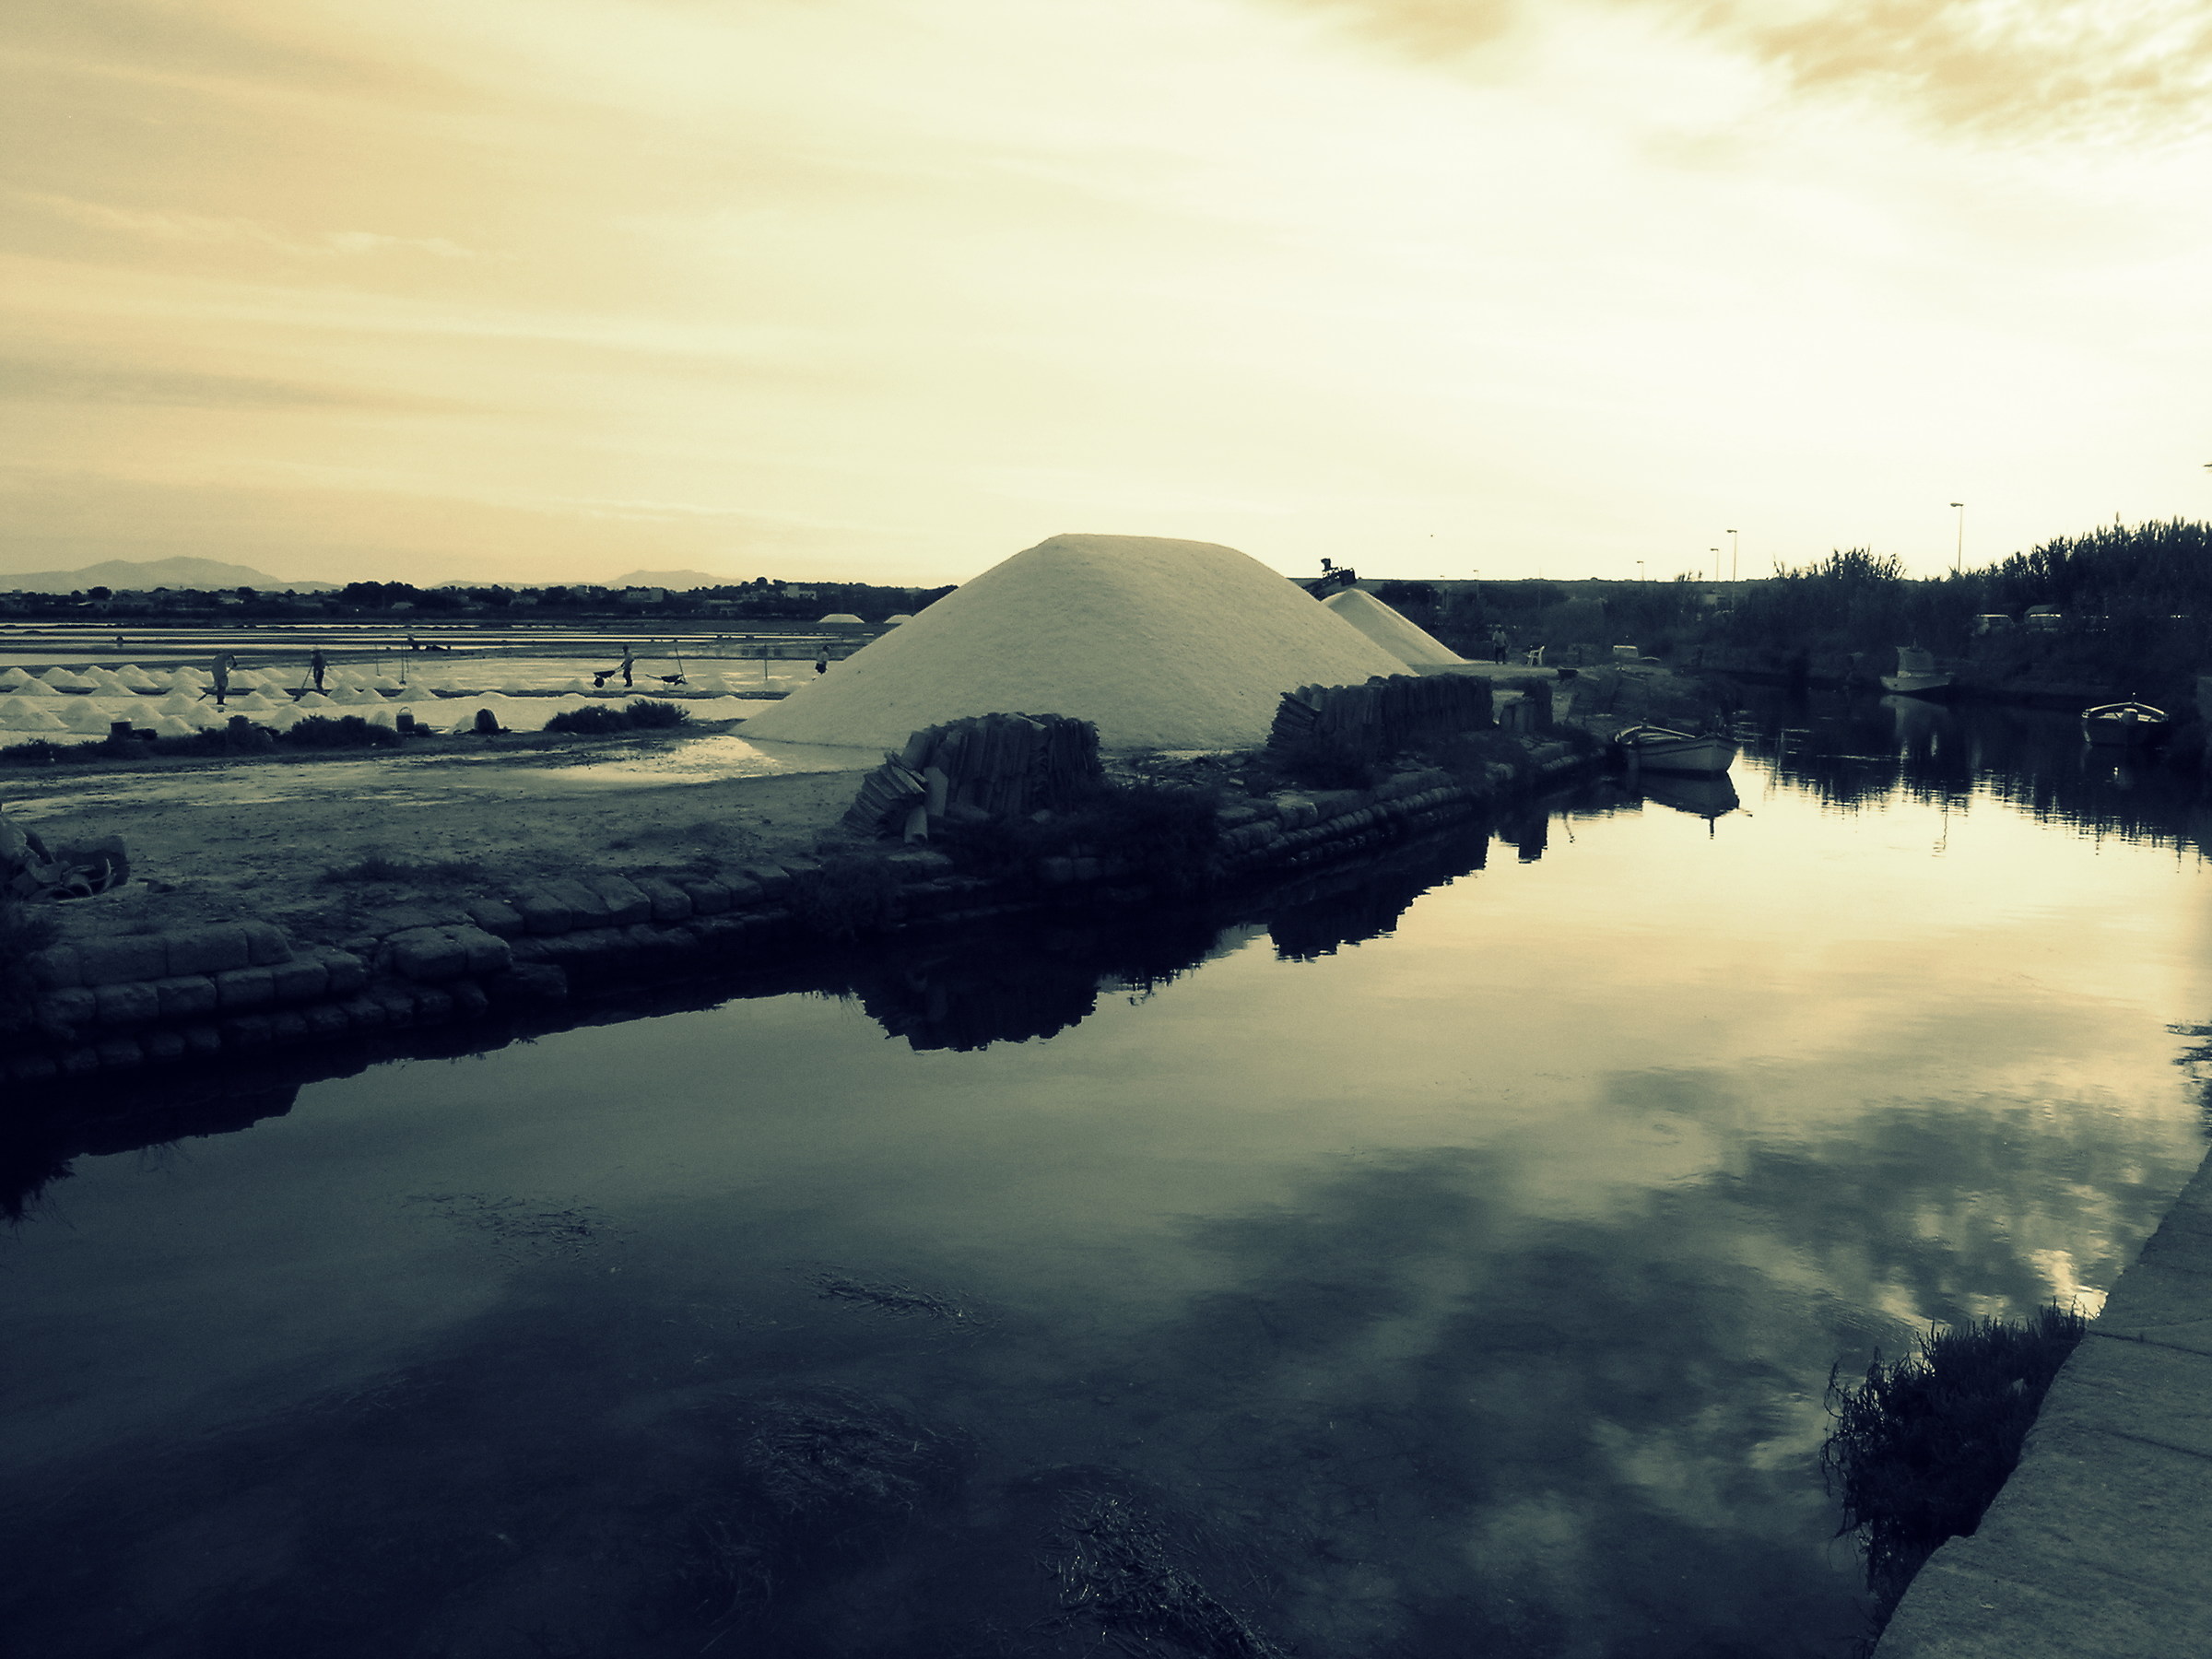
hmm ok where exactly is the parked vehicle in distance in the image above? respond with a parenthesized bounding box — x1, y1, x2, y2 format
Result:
(2080, 700, 2169, 747)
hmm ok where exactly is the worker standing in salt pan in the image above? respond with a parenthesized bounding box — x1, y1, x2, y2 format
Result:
(310, 647, 327, 692)
(211, 653, 233, 709)
(620, 645, 635, 688)
(814, 648, 829, 676)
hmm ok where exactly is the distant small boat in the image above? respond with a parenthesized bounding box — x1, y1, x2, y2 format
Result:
(2080, 700, 2169, 747)
(1615, 724, 1736, 774)
(1879, 646, 1953, 700)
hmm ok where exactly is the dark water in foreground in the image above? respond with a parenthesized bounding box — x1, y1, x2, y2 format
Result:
(4, 698, 2209, 1658)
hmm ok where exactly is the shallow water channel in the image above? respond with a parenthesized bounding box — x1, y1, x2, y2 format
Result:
(5, 696, 2210, 1658)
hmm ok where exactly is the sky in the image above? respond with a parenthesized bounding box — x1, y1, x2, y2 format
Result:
(5, 0, 2212, 588)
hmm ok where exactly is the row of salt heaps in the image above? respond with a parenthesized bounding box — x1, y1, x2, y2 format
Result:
(0, 688, 771, 742)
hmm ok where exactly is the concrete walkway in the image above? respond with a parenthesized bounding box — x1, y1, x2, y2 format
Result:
(1876, 1142, 2212, 1657)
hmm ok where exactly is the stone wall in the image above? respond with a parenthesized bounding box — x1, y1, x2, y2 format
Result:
(3, 748, 1583, 1088)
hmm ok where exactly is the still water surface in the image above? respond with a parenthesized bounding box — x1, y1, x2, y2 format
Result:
(4, 698, 2209, 1657)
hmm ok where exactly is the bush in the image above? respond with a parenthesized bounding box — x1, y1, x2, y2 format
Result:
(940, 782, 1223, 897)
(545, 703, 631, 735)
(1265, 738, 1380, 792)
(789, 853, 905, 939)
(0, 899, 62, 1032)
(624, 699, 688, 729)
(279, 715, 397, 749)
(1824, 1305, 2087, 1617)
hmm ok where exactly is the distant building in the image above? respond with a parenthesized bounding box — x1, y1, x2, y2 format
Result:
(621, 588, 667, 606)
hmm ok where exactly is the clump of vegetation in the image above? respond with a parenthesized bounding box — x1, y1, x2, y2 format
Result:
(543, 699, 689, 736)
(789, 853, 905, 939)
(677, 1387, 969, 1631)
(1824, 1305, 2088, 1618)
(941, 782, 1223, 896)
(544, 702, 630, 735)
(280, 714, 398, 749)
(0, 898, 63, 1033)
(1265, 737, 1380, 792)
(1045, 1482, 1286, 1659)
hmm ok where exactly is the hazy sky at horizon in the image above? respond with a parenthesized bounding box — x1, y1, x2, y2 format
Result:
(6, 0, 2212, 586)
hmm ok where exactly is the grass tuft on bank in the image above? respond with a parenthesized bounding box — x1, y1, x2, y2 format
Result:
(1823, 1304, 2087, 1621)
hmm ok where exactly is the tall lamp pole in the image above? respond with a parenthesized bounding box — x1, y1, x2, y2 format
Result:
(1637, 559, 1644, 583)
(1950, 502, 1965, 575)
(1709, 547, 1719, 582)
(1726, 529, 1738, 582)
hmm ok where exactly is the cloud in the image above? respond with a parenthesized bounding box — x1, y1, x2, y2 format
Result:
(13, 192, 473, 260)
(0, 352, 457, 410)
(1284, 0, 2212, 142)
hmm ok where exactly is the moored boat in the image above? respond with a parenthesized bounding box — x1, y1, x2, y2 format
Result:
(1878, 646, 1953, 699)
(1614, 723, 1736, 774)
(2080, 700, 2169, 747)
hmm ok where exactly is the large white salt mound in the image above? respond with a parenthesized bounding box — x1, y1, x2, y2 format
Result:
(740, 533, 1407, 751)
(1322, 588, 1467, 666)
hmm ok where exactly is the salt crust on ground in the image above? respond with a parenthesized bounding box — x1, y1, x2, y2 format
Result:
(740, 534, 1408, 751)
(1323, 588, 1466, 665)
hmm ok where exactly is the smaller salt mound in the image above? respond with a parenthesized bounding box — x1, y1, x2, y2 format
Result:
(1322, 588, 1467, 666)
(260, 703, 305, 730)
(883, 613, 912, 624)
(231, 690, 280, 712)
(818, 612, 864, 625)
(87, 668, 133, 694)
(61, 700, 110, 732)
(371, 673, 406, 691)
(152, 714, 196, 736)
(159, 689, 202, 713)
(333, 685, 383, 705)
(294, 690, 335, 710)
(5, 709, 67, 733)
(13, 677, 59, 698)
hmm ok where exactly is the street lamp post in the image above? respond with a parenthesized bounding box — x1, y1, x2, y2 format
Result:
(1726, 529, 1738, 582)
(1637, 559, 1644, 583)
(1709, 548, 1719, 582)
(1950, 502, 1965, 575)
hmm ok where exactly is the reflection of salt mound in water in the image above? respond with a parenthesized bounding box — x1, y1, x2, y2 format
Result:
(1322, 588, 1466, 667)
(743, 534, 1405, 751)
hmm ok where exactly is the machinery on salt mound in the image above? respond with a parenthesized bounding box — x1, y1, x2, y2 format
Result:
(1321, 587, 1470, 671)
(736, 533, 1407, 752)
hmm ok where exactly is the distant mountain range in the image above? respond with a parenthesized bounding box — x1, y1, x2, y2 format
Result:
(0, 557, 338, 594)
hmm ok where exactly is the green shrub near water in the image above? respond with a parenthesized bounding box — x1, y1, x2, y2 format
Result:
(0, 899, 63, 1033)
(940, 782, 1223, 897)
(543, 700, 687, 736)
(1823, 1305, 2088, 1618)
